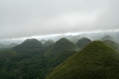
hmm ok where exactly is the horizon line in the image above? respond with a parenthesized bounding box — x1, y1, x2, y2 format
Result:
(0, 29, 119, 41)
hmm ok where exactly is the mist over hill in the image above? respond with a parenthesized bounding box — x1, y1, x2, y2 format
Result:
(0, 34, 119, 79)
(76, 37, 92, 49)
(101, 35, 114, 41)
(0, 31, 119, 45)
(44, 39, 54, 46)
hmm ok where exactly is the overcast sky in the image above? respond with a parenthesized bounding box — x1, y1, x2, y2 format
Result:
(0, 0, 119, 39)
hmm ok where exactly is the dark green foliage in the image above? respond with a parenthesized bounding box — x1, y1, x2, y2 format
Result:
(52, 49, 76, 66)
(45, 41, 119, 79)
(0, 49, 50, 79)
(0, 39, 75, 79)
(2, 38, 119, 79)
(0, 50, 18, 60)
(76, 37, 92, 49)
(12, 39, 46, 58)
(0, 39, 50, 79)
(44, 38, 80, 57)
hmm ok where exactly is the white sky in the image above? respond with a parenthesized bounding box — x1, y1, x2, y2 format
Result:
(0, 0, 119, 39)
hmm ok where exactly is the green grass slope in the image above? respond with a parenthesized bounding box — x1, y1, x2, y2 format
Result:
(52, 49, 76, 66)
(103, 40, 119, 51)
(76, 37, 92, 49)
(43, 38, 80, 57)
(0, 50, 18, 60)
(45, 41, 119, 79)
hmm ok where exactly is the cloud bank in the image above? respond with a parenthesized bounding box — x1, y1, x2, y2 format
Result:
(0, 0, 119, 39)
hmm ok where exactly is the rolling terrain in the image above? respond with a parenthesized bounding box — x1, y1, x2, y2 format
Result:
(45, 41, 119, 79)
(0, 36, 119, 79)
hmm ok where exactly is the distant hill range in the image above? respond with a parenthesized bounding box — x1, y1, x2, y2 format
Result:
(0, 43, 17, 51)
(76, 37, 92, 49)
(45, 41, 119, 79)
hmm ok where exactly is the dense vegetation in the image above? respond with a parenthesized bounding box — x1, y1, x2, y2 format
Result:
(0, 39, 50, 79)
(0, 50, 18, 60)
(0, 37, 119, 79)
(0, 38, 80, 79)
(45, 41, 119, 79)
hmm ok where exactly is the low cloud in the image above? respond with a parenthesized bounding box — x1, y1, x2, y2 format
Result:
(0, 0, 119, 39)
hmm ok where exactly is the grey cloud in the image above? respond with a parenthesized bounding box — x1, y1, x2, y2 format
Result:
(0, 0, 119, 39)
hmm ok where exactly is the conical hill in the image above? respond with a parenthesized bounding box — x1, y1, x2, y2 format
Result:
(43, 38, 80, 57)
(13, 39, 42, 53)
(76, 37, 92, 49)
(101, 35, 114, 41)
(45, 41, 119, 79)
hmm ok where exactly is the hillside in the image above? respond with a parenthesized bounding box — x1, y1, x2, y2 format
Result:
(44, 39, 54, 46)
(13, 39, 42, 50)
(101, 35, 114, 41)
(0, 43, 17, 51)
(45, 41, 119, 79)
(103, 40, 119, 51)
(12, 39, 42, 53)
(0, 50, 18, 60)
(52, 49, 76, 66)
(76, 37, 92, 49)
(43, 38, 80, 57)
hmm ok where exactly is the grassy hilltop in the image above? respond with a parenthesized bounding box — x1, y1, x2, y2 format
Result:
(45, 41, 119, 79)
